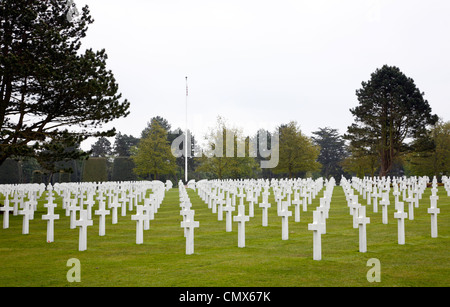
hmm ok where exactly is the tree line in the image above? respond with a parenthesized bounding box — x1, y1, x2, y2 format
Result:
(1, 2, 449, 184)
(2, 65, 450, 184)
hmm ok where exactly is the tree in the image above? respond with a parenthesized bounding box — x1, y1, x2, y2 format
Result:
(312, 127, 347, 179)
(345, 65, 438, 176)
(141, 116, 171, 139)
(340, 145, 379, 178)
(195, 116, 258, 179)
(405, 119, 450, 177)
(273, 121, 321, 178)
(90, 137, 112, 157)
(131, 120, 176, 180)
(34, 136, 87, 183)
(0, 158, 21, 184)
(0, 1, 130, 166)
(19, 157, 40, 183)
(251, 128, 277, 179)
(112, 132, 139, 156)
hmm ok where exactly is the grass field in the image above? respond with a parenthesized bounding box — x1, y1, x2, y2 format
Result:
(0, 184, 449, 287)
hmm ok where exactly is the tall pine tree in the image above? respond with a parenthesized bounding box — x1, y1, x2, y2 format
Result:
(345, 65, 438, 176)
(0, 0, 130, 165)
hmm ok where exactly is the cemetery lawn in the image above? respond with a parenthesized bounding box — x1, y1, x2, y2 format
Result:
(0, 186, 449, 287)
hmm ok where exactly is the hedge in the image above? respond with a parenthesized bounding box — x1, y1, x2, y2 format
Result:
(82, 157, 108, 182)
(111, 157, 136, 181)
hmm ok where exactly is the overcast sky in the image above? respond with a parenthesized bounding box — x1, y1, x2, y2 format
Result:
(76, 0, 450, 150)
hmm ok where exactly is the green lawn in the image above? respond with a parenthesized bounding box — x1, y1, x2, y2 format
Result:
(0, 185, 449, 287)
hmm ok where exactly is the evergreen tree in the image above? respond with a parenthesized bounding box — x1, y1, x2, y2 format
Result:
(0, 1, 130, 165)
(90, 137, 112, 157)
(312, 127, 347, 179)
(112, 132, 139, 156)
(345, 65, 438, 176)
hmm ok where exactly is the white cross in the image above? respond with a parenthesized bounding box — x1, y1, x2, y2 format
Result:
(279, 201, 292, 240)
(67, 198, 80, 229)
(405, 189, 415, 220)
(366, 185, 372, 205)
(85, 193, 96, 220)
(131, 205, 147, 244)
(109, 194, 121, 224)
(120, 191, 128, 216)
(180, 201, 192, 237)
(262, 188, 270, 202)
(222, 198, 235, 232)
(316, 202, 328, 234)
(180, 210, 199, 255)
(73, 209, 93, 251)
(231, 191, 237, 207)
(413, 188, 420, 208)
(46, 185, 55, 203)
(233, 204, 250, 248)
(237, 191, 246, 207)
(19, 201, 34, 235)
(207, 192, 212, 209)
(372, 186, 378, 213)
(95, 200, 110, 236)
(106, 189, 114, 208)
(393, 188, 401, 209)
(356, 206, 370, 253)
(77, 191, 86, 207)
(1, 197, 14, 229)
(291, 194, 302, 223)
(216, 197, 224, 220)
(128, 189, 135, 211)
(431, 186, 438, 197)
(247, 190, 256, 218)
(308, 210, 324, 261)
(28, 198, 37, 220)
(42, 199, 60, 242)
(349, 195, 361, 229)
(143, 198, 155, 230)
(61, 190, 70, 211)
(307, 186, 313, 205)
(259, 196, 271, 227)
(428, 195, 440, 238)
(394, 201, 408, 245)
(10, 191, 21, 216)
(275, 192, 283, 216)
(285, 187, 292, 206)
(379, 192, 390, 224)
(320, 196, 329, 218)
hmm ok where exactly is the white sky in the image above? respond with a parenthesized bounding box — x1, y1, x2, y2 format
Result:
(76, 0, 450, 150)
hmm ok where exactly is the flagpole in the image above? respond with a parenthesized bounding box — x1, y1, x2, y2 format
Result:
(185, 76, 188, 183)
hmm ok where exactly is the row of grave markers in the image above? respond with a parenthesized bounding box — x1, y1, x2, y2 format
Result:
(341, 175, 442, 251)
(188, 177, 335, 260)
(0, 181, 167, 251)
(183, 175, 444, 260)
(179, 182, 199, 254)
(1, 176, 445, 257)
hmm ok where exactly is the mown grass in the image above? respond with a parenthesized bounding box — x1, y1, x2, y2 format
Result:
(0, 184, 448, 287)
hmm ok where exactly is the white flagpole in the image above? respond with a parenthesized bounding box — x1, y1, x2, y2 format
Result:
(185, 76, 188, 183)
